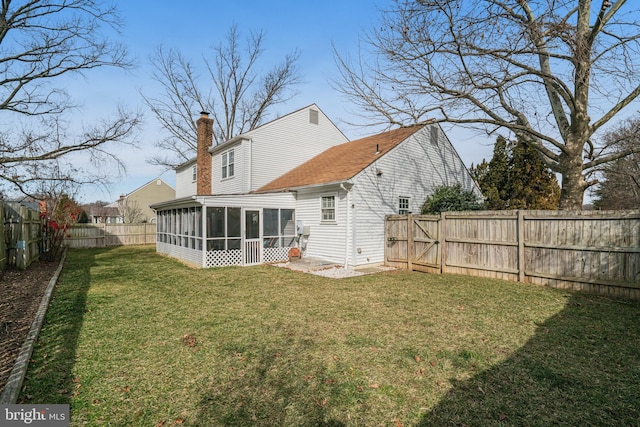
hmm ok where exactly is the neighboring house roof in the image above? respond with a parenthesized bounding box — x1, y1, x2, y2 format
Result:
(124, 178, 175, 198)
(255, 124, 427, 193)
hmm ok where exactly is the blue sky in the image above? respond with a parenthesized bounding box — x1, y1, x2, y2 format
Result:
(70, 0, 494, 202)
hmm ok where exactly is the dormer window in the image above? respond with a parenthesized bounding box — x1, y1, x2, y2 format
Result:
(222, 149, 235, 179)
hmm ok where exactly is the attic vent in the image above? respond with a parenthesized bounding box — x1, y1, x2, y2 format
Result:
(430, 126, 439, 144)
(309, 109, 319, 125)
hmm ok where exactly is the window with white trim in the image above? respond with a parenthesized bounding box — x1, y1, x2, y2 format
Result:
(321, 195, 336, 222)
(398, 196, 411, 214)
(222, 149, 235, 179)
(191, 165, 197, 182)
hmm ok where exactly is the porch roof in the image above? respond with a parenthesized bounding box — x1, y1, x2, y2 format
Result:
(150, 192, 297, 211)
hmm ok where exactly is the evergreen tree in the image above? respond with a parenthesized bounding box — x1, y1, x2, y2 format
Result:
(78, 210, 90, 223)
(471, 136, 560, 210)
(471, 136, 509, 210)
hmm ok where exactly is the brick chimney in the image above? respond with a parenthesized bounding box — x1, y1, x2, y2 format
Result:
(196, 112, 214, 195)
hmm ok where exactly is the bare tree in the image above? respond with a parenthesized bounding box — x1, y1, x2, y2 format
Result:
(117, 197, 143, 223)
(0, 0, 141, 197)
(143, 23, 302, 168)
(592, 116, 640, 209)
(333, 0, 640, 209)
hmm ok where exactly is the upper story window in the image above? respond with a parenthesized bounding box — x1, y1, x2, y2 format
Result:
(398, 196, 411, 214)
(191, 165, 197, 182)
(321, 195, 336, 222)
(222, 149, 235, 179)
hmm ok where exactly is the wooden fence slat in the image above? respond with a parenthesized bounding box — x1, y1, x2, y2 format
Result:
(385, 210, 640, 300)
(67, 223, 156, 248)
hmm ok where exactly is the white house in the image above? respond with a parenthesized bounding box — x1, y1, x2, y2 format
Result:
(151, 104, 480, 268)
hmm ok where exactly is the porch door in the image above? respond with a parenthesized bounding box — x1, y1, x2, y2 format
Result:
(244, 209, 262, 265)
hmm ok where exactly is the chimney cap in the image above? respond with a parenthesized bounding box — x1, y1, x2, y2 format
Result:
(200, 111, 210, 117)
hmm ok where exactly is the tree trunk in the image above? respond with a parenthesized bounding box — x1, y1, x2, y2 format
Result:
(558, 139, 587, 210)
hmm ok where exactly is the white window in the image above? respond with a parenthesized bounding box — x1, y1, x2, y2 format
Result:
(222, 149, 235, 179)
(321, 195, 336, 222)
(192, 165, 197, 182)
(399, 196, 410, 214)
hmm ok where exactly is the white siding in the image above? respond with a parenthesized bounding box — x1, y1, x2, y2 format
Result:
(157, 242, 203, 267)
(350, 124, 480, 265)
(211, 140, 245, 194)
(198, 192, 296, 209)
(175, 105, 347, 198)
(294, 186, 349, 265)
(175, 162, 197, 198)
(249, 106, 347, 191)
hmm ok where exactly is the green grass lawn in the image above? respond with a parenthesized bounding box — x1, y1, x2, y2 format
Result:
(19, 246, 640, 426)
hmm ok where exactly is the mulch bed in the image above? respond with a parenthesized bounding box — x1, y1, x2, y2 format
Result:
(0, 260, 60, 395)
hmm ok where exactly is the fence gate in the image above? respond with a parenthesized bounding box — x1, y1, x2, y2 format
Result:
(385, 214, 441, 273)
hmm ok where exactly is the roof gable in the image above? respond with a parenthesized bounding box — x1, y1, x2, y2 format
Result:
(256, 124, 427, 192)
(174, 103, 345, 170)
(125, 178, 174, 198)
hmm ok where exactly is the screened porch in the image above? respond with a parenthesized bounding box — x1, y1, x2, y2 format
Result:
(155, 203, 296, 267)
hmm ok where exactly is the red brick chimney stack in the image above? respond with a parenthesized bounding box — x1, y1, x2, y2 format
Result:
(196, 112, 214, 195)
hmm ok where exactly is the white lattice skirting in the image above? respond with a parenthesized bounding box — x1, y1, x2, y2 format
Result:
(263, 247, 290, 263)
(206, 249, 242, 267)
(159, 243, 292, 267)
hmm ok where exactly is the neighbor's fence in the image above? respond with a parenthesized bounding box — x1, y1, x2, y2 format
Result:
(385, 210, 640, 300)
(1, 202, 43, 270)
(66, 223, 156, 248)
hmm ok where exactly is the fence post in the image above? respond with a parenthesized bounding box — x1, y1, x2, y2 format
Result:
(407, 213, 414, 271)
(517, 210, 525, 282)
(440, 211, 446, 274)
(0, 203, 5, 271)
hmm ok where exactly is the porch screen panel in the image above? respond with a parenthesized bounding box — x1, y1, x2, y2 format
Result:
(280, 209, 295, 247)
(195, 208, 202, 250)
(228, 207, 241, 249)
(171, 209, 176, 245)
(263, 209, 280, 248)
(156, 211, 163, 243)
(207, 207, 225, 251)
(263, 208, 296, 263)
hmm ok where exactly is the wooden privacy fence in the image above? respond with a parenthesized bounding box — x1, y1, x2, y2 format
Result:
(2, 202, 43, 270)
(385, 210, 640, 300)
(66, 223, 156, 248)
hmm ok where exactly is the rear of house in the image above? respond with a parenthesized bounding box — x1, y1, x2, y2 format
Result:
(152, 105, 480, 268)
(265, 123, 480, 266)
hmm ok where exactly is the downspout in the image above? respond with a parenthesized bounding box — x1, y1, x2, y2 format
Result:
(340, 183, 351, 268)
(247, 138, 253, 192)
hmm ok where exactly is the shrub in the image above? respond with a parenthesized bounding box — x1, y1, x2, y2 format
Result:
(421, 184, 484, 214)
